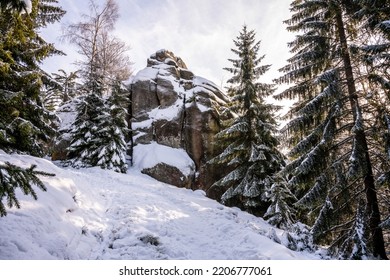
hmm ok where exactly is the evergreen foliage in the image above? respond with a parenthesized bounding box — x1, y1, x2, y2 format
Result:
(338, 201, 369, 259)
(67, 92, 105, 168)
(0, 1, 62, 216)
(210, 26, 286, 216)
(285, 222, 316, 252)
(94, 81, 129, 173)
(62, 0, 132, 173)
(352, 0, 390, 248)
(0, 161, 54, 216)
(0, 0, 29, 13)
(264, 175, 297, 229)
(42, 69, 81, 111)
(0, 0, 65, 156)
(275, 0, 388, 259)
(67, 81, 129, 173)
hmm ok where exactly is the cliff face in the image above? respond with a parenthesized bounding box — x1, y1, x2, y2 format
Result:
(131, 50, 229, 197)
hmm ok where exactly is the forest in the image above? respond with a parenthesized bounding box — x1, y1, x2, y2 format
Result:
(0, 0, 389, 260)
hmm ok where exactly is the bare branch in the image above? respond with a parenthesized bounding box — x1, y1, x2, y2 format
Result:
(61, 0, 132, 93)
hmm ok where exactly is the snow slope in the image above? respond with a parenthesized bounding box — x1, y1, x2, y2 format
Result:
(0, 151, 320, 260)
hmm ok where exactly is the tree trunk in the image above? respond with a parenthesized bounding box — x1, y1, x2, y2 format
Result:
(335, 8, 388, 259)
(128, 83, 133, 166)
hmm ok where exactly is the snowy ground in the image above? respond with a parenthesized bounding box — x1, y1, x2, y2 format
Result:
(0, 151, 321, 260)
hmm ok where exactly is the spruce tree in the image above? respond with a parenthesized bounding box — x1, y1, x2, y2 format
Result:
(67, 92, 105, 168)
(67, 81, 129, 173)
(63, 0, 132, 172)
(210, 26, 285, 216)
(339, 201, 369, 259)
(94, 81, 129, 173)
(275, 0, 387, 259)
(264, 175, 297, 229)
(0, 1, 62, 216)
(0, 0, 65, 156)
(352, 0, 390, 248)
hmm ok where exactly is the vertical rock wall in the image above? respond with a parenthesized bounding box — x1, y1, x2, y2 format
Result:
(131, 50, 229, 197)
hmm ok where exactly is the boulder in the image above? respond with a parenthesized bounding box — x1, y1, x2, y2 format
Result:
(133, 142, 196, 189)
(142, 163, 193, 189)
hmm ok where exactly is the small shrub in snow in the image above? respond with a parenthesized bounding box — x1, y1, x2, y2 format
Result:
(284, 222, 316, 253)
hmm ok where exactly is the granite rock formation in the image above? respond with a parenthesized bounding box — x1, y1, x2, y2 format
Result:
(131, 49, 229, 197)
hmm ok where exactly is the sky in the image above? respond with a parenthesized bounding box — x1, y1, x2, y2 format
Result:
(41, 0, 294, 88)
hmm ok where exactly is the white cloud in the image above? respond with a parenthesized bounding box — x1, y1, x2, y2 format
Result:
(42, 0, 294, 86)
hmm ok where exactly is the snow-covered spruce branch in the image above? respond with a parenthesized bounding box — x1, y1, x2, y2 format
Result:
(0, 161, 54, 216)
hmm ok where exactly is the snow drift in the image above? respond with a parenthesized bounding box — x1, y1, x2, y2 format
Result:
(0, 151, 320, 259)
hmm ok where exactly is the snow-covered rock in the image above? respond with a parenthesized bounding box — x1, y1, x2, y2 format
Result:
(133, 142, 195, 188)
(131, 50, 229, 196)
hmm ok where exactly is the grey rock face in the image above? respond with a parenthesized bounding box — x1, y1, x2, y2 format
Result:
(131, 49, 229, 196)
(142, 162, 193, 189)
